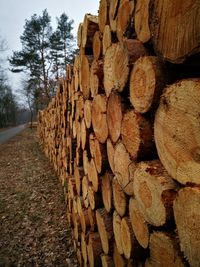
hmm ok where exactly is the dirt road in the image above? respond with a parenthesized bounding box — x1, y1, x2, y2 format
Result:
(0, 124, 26, 144)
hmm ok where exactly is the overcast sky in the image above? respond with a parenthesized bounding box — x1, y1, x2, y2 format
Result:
(0, 0, 99, 95)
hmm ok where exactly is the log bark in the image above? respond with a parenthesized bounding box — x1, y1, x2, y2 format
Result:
(92, 94, 108, 143)
(101, 171, 114, 213)
(173, 186, 200, 267)
(113, 141, 133, 195)
(113, 210, 123, 255)
(107, 92, 123, 143)
(154, 79, 200, 184)
(112, 177, 127, 217)
(147, 231, 185, 267)
(87, 232, 103, 267)
(116, 0, 135, 42)
(129, 56, 167, 113)
(96, 208, 113, 254)
(133, 160, 178, 226)
(134, 0, 151, 43)
(149, 0, 200, 63)
(129, 197, 149, 249)
(121, 109, 154, 160)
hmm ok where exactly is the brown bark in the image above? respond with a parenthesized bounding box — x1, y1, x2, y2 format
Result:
(91, 94, 108, 143)
(101, 171, 114, 213)
(134, 0, 151, 43)
(133, 160, 178, 226)
(154, 79, 200, 184)
(96, 208, 113, 254)
(129, 56, 167, 113)
(173, 186, 200, 267)
(149, 0, 200, 63)
(121, 109, 154, 160)
(107, 92, 123, 143)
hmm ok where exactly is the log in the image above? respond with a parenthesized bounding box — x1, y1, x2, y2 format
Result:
(87, 158, 99, 192)
(77, 23, 83, 48)
(81, 232, 88, 265)
(83, 150, 89, 175)
(96, 208, 113, 254)
(113, 210, 123, 255)
(87, 232, 103, 267)
(129, 197, 149, 249)
(74, 163, 84, 196)
(121, 216, 138, 259)
(149, 0, 200, 63)
(106, 138, 115, 173)
(93, 31, 102, 60)
(113, 141, 133, 195)
(80, 54, 92, 99)
(107, 92, 123, 143)
(82, 175, 89, 208)
(88, 185, 103, 210)
(98, 0, 110, 33)
(133, 160, 178, 226)
(109, 0, 120, 32)
(92, 94, 108, 143)
(112, 177, 127, 217)
(93, 138, 108, 173)
(113, 243, 126, 267)
(147, 231, 185, 267)
(129, 56, 167, 113)
(90, 59, 104, 98)
(101, 254, 114, 267)
(82, 14, 99, 50)
(102, 25, 112, 55)
(121, 109, 154, 160)
(116, 0, 135, 42)
(154, 79, 200, 184)
(80, 118, 88, 150)
(134, 0, 151, 43)
(173, 186, 200, 267)
(103, 42, 129, 97)
(101, 171, 114, 213)
(84, 99, 92, 129)
(88, 206, 97, 231)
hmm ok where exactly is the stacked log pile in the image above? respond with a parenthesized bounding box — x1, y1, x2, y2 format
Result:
(38, 0, 200, 266)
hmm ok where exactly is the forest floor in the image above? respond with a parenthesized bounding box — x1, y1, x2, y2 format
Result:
(0, 128, 78, 267)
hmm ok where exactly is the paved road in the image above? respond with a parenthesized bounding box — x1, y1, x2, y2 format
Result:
(0, 124, 27, 144)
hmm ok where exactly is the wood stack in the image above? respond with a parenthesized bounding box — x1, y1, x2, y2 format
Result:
(38, 0, 200, 266)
